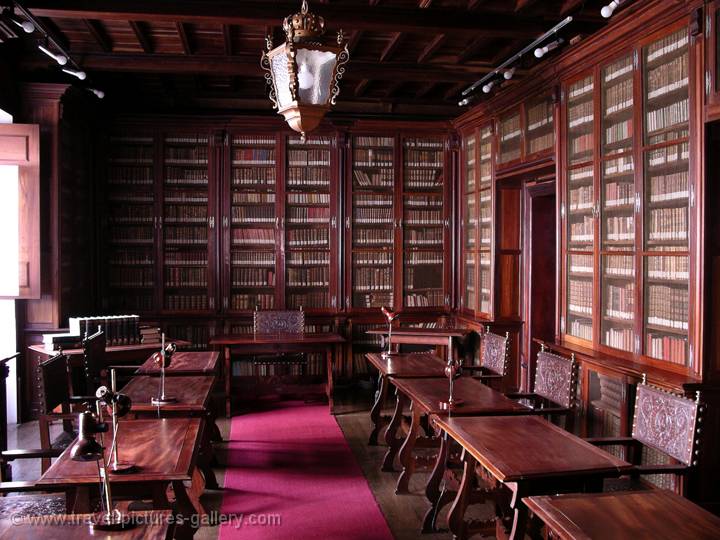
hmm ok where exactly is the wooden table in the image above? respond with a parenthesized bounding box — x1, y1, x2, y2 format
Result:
(36, 418, 202, 540)
(365, 352, 447, 447)
(366, 327, 478, 364)
(390, 377, 530, 495)
(0, 511, 174, 539)
(432, 415, 632, 540)
(135, 351, 219, 376)
(210, 332, 345, 417)
(29, 340, 192, 368)
(524, 490, 720, 540)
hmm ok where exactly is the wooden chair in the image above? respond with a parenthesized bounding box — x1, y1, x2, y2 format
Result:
(0, 448, 66, 516)
(587, 376, 702, 495)
(465, 328, 509, 389)
(81, 328, 107, 392)
(251, 308, 306, 375)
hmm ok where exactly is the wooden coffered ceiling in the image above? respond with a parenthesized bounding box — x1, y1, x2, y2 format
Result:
(4, 0, 609, 119)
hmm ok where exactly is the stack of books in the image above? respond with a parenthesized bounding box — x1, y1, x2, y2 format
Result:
(140, 325, 162, 345)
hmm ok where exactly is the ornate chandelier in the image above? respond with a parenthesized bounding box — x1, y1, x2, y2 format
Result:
(261, 0, 349, 140)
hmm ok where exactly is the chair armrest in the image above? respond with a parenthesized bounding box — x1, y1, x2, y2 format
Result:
(584, 436, 638, 447)
(1, 448, 63, 461)
(635, 463, 690, 475)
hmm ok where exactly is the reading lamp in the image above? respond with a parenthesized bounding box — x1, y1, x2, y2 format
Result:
(95, 369, 134, 472)
(439, 336, 464, 411)
(70, 409, 134, 530)
(151, 334, 177, 406)
(380, 306, 399, 358)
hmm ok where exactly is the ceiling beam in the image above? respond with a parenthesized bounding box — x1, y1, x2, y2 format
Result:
(70, 53, 493, 82)
(346, 30, 363, 55)
(457, 35, 490, 64)
(354, 79, 370, 97)
(380, 32, 403, 63)
(129, 21, 152, 53)
(25, 1, 546, 38)
(384, 81, 404, 98)
(418, 34, 445, 63)
(83, 19, 112, 52)
(222, 24, 232, 55)
(415, 81, 437, 99)
(176, 22, 192, 55)
(515, 0, 541, 12)
(443, 82, 465, 101)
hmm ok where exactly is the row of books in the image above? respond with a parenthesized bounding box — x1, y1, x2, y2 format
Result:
(355, 193, 393, 207)
(287, 168, 329, 186)
(605, 156, 634, 176)
(165, 194, 208, 203)
(354, 252, 392, 265)
(604, 327, 634, 352)
(165, 267, 207, 287)
(165, 167, 208, 185)
(231, 293, 274, 310)
(110, 146, 154, 163)
(287, 251, 329, 265)
(605, 56, 633, 83)
(647, 54, 688, 100)
(232, 205, 274, 223)
(646, 98, 688, 134)
(406, 195, 442, 208)
(353, 229, 393, 245)
(405, 267, 442, 290)
(498, 147, 521, 163)
(569, 133, 594, 159)
(605, 255, 634, 277)
(165, 294, 209, 311)
(604, 216, 634, 241)
(605, 283, 635, 319)
(405, 210, 443, 226)
(287, 193, 330, 205)
(605, 118, 633, 146)
(404, 169, 443, 189)
(647, 142, 688, 168)
(110, 226, 153, 244)
(646, 333, 687, 364)
(109, 267, 153, 287)
(232, 148, 275, 165)
(406, 252, 443, 265)
(528, 132, 554, 155)
(355, 136, 394, 147)
(353, 169, 394, 188)
(233, 252, 275, 266)
(287, 293, 329, 309)
(404, 228, 443, 245)
(111, 205, 153, 223)
(646, 30, 688, 64)
(164, 205, 207, 222)
(354, 292, 393, 308)
(570, 254, 593, 274)
(164, 226, 207, 244)
(404, 150, 442, 167)
(354, 149, 394, 167)
(109, 166, 153, 185)
(405, 139, 443, 149)
(110, 250, 154, 266)
(288, 149, 330, 166)
(527, 99, 553, 131)
(568, 279, 593, 314)
(353, 267, 393, 291)
(231, 228, 275, 245)
(231, 268, 275, 287)
(287, 229, 329, 247)
(647, 284, 688, 330)
(353, 207, 392, 224)
(164, 146, 208, 165)
(568, 100, 594, 129)
(569, 318, 593, 341)
(569, 76, 594, 100)
(405, 292, 444, 307)
(649, 172, 688, 202)
(165, 251, 208, 265)
(499, 114, 521, 142)
(569, 185, 593, 210)
(232, 167, 276, 186)
(569, 216, 594, 243)
(647, 256, 688, 280)
(605, 181, 634, 207)
(287, 207, 330, 223)
(289, 136, 330, 147)
(604, 78, 633, 116)
(648, 207, 687, 241)
(165, 135, 208, 144)
(287, 267, 329, 287)
(233, 136, 275, 146)
(43, 315, 143, 349)
(570, 165, 593, 184)
(233, 192, 275, 204)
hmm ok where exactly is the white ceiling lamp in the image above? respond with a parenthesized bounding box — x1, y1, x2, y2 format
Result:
(62, 68, 86, 80)
(482, 80, 495, 94)
(89, 88, 105, 99)
(4, 11, 34, 33)
(503, 67, 516, 80)
(534, 38, 564, 59)
(601, 0, 626, 18)
(38, 42, 67, 65)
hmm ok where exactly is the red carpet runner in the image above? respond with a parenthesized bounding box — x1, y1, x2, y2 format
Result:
(219, 401, 394, 539)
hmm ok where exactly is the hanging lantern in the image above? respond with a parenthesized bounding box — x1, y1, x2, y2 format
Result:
(261, 0, 349, 140)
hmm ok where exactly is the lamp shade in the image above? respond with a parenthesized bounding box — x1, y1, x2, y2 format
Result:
(70, 411, 104, 462)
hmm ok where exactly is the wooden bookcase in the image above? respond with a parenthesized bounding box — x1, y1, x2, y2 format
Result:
(560, 23, 697, 375)
(707, 0, 720, 119)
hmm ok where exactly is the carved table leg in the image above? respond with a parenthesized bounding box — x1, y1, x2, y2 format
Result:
(369, 373, 389, 445)
(172, 479, 200, 540)
(422, 431, 449, 533)
(326, 346, 335, 414)
(381, 388, 407, 472)
(396, 404, 421, 494)
(508, 482, 529, 540)
(447, 452, 478, 540)
(224, 346, 232, 418)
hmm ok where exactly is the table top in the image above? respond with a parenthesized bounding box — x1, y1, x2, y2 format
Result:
(210, 332, 345, 346)
(120, 375, 214, 412)
(524, 490, 720, 540)
(392, 377, 529, 416)
(367, 327, 473, 338)
(29, 340, 192, 356)
(136, 351, 219, 375)
(365, 352, 447, 378)
(37, 418, 201, 487)
(433, 415, 631, 483)
(0, 511, 173, 540)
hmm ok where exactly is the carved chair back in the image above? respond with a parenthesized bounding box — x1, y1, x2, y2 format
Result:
(632, 382, 701, 467)
(253, 309, 305, 335)
(82, 329, 106, 390)
(533, 349, 577, 409)
(480, 330, 509, 376)
(36, 352, 72, 415)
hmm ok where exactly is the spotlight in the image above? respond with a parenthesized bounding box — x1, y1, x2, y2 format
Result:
(503, 67, 516, 80)
(6, 12, 34, 33)
(38, 43, 68, 65)
(62, 68, 87, 80)
(482, 81, 495, 94)
(89, 88, 105, 99)
(534, 39, 563, 59)
(458, 97, 472, 107)
(601, 0, 624, 18)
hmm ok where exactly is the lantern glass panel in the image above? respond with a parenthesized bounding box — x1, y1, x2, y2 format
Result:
(271, 52, 293, 108)
(296, 48, 337, 105)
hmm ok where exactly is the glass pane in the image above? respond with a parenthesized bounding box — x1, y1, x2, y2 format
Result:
(479, 251, 491, 313)
(229, 134, 276, 311)
(295, 48, 336, 105)
(464, 252, 476, 311)
(285, 134, 331, 310)
(567, 165, 594, 250)
(601, 254, 635, 352)
(567, 75, 594, 165)
(465, 134, 476, 191)
(525, 95, 554, 155)
(644, 255, 689, 366)
(567, 253, 593, 341)
(602, 55, 634, 155)
(497, 110, 521, 164)
(644, 28, 689, 145)
(271, 53, 293, 108)
(644, 141, 689, 251)
(587, 370, 624, 454)
(479, 189, 492, 248)
(601, 155, 635, 250)
(479, 127, 492, 189)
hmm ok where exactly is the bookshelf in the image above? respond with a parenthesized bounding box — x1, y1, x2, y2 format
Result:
(561, 24, 695, 371)
(106, 134, 157, 313)
(349, 135, 396, 310)
(497, 108, 522, 166)
(161, 132, 213, 313)
(478, 126, 493, 314)
(525, 94, 555, 157)
(462, 133, 477, 313)
(402, 136, 446, 308)
(285, 134, 334, 311)
(227, 134, 278, 312)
